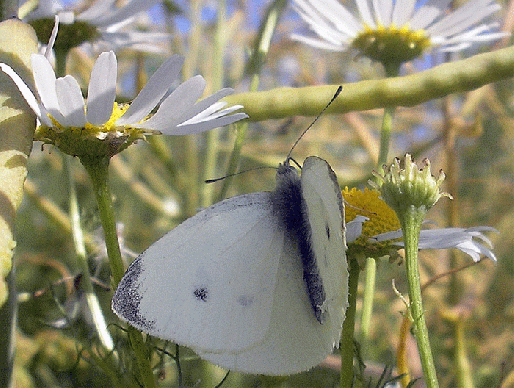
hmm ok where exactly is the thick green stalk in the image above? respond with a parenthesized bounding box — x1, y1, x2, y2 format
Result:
(224, 45, 514, 120)
(340, 256, 360, 388)
(82, 157, 155, 388)
(401, 206, 439, 388)
(0, 19, 38, 388)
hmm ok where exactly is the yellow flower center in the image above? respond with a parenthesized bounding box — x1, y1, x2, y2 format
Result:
(343, 187, 402, 260)
(83, 103, 129, 133)
(35, 103, 143, 161)
(352, 24, 431, 67)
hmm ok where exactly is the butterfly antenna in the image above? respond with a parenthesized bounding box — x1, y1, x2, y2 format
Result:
(286, 85, 343, 161)
(205, 166, 274, 183)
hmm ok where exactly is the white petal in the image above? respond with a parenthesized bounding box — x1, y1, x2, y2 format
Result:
(174, 88, 235, 124)
(291, 34, 349, 51)
(57, 11, 75, 24)
(408, 0, 452, 30)
(292, 0, 360, 46)
(76, 0, 117, 23)
(375, 227, 498, 262)
(31, 54, 63, 122)
(373, 0, 393, 25)
(295, 0, 362, 37)
(369, 230, 402, 242)
(116, 55, 184, 126)
(392, 0, 416, 26)
(182, 101, 229, 123)
(0, 63, 42, 118)
(170, 112, 248, 135)
(55, 75, 86, 127)
(84, 0, 161, 27)
(427, 0, 499, 37)
(26, 0, 63, 20)
(355, 0, 376, 27)
(86, 51, 117, 125)
(346, 216, 368, 243)
(44, 15, 59, 58)
(135, 75, 206, 131)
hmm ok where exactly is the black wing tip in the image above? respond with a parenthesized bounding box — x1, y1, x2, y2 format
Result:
(111, 258, 156, 332)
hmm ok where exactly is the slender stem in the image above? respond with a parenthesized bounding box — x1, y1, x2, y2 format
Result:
(340, 256, 360, 388)
(401, 206, 439, 388)
(182, 0, 202, 217)
(397, 315, 412, 388)
(454, 318, 475, 388)
(217, 0, 287, 201)
(200, 0, 226, 207)
(377, 106, 395, 168)
(81, 157, 155, 388)
(360, 257, 375, 338)
(82, 158, 124, 286)
(67, 158, 115, 353)
(361, 63, 398, 345)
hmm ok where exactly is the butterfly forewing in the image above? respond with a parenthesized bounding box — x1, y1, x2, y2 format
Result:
(112, 192, 283, 353)
(300, 156, 348, 342)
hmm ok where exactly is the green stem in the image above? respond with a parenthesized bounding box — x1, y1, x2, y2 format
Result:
(377, 106, 395, 167)
(82, 158, 124, 285)
(81, 157, 155, 388)
(200, 0, 225, 207)
(360, 257, 375, 338)
(402, 206, 439, 388)
(217, 0, 287, 201)
(223, 44, 514, 121)
(454, 318, 475, 388)
(340, 256, 360, 388)
(361, 63, 398, 343)
(67, 158, 115, 353)
(182, 0, 202, 217)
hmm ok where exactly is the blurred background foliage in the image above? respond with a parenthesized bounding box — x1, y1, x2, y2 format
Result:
(7, 0, 514, 386)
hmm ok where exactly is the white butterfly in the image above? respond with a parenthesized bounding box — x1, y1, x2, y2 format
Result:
(112, 155, 348, 375)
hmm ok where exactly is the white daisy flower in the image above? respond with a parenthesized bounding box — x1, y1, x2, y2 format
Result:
(291, 0, 507, 66)
(342, 188, 497, 263)
(22, 0, 168, 53)
(0, 51, 247, 159)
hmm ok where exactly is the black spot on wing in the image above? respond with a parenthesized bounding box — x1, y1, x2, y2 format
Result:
(271, 163, 326, 323)
(237, 295, 254, 307)
(193, 286, 209, 302)
(112, 258, 155, 331)
(326, 223, 331, 240)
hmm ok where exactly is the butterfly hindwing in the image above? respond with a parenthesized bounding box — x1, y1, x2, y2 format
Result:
(197, 157, 347, 375)
(198, 221, 343, 374)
